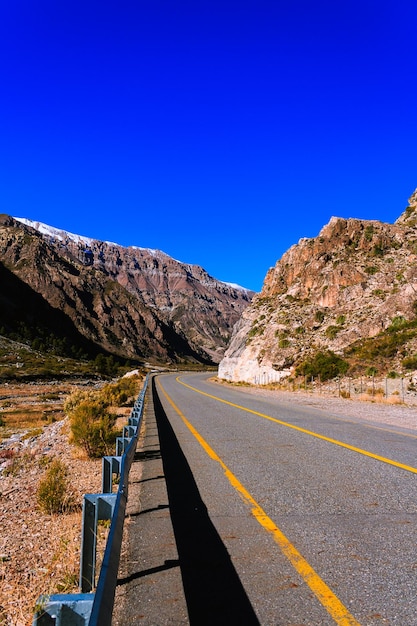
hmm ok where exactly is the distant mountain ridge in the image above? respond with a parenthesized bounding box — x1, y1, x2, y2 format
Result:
(219, 188, 417, 383)
(14, 217, 249, 291)
(0, 215, 254, 364)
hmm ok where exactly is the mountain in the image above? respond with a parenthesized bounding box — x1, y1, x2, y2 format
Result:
(219, 188, 417, 383)
(0, 215, 254, 365)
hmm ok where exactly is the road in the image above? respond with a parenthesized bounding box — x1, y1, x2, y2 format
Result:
(152, 371, 417, 626)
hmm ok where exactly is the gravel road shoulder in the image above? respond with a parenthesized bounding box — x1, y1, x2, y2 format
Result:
(212, 378, 417, 432)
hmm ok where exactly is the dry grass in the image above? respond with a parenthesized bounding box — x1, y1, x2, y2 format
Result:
(0, 380, 104, 626)
(0, 382, 70, 437)
(357, 392, 403, 405)
(2, 514, 82, 626)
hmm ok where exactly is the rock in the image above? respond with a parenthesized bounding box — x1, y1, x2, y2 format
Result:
(219, 187, 417, 383)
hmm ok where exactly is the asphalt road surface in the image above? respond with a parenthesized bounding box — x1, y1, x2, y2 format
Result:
(150, 372, 417, 626)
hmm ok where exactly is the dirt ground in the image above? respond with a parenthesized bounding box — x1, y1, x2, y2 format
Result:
(0, 380, 104, 626)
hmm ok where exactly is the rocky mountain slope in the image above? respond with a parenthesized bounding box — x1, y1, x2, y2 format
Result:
(219, 188, 417, 383)
(0, 215, 253, 365)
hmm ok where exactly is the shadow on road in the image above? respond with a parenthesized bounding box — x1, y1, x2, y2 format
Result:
(152, 378, 260, 626)
(118, 558, 180, 586)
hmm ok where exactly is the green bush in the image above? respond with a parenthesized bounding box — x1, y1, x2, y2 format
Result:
(372, 245, 384, 257)
(248, 325, 264, 338)
(37, 459, 70, 514)
(100, 375, 141, 407)
(296, 350, 349, 381)
(65, 375, 141, 457)
(364, 225, 374, 241)
(69, 400, 116, 458)
(402, 356, 417, 371)
(325, 325, 340, 340)
(388, 316, 407, 330)
(372, 289, 386, 299)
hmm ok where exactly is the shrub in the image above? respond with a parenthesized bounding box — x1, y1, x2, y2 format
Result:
(325, 325, 340, 340)
(364, 225, 374, 241)
(69, 400, 116, 458)
(372, 245, 384, 257)
(100, 375, 141, 407)
(372, 289, 386, 299)
(388, 315, 407, 330)
(296, 350, 349, 381)
(65, 375, 141, 457)
(248, 325, 264, 338)
(402, 356, 417, 371)
(64, 389, 101, 414)
(37, 459, 70, 514)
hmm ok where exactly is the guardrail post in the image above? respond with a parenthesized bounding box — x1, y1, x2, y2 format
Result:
(116, 436, 131, 456)
(80, 494, 117, 592)
(123, 425, 136, 438)
(102, 456, 122, 494)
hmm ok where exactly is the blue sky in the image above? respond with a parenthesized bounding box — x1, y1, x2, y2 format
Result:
(1, 1, 416, 292)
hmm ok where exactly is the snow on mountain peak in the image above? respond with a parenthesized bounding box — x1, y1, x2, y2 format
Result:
(14, 217, 97, 247)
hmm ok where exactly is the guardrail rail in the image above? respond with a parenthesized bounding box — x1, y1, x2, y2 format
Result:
(32, 373, 150, 626)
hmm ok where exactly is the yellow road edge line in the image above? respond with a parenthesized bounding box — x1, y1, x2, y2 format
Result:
(176, 377, 417, 475)
(157, 378, 361, 626)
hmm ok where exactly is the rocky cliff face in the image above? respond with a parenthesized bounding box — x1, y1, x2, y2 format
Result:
(0, 215, 253, 364)
(219, 189, 417, 382)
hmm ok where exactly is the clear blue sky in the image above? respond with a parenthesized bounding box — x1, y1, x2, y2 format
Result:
(1, 1, 416, 292)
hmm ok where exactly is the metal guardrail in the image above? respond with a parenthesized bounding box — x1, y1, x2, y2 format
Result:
(33, 373, 150, 626)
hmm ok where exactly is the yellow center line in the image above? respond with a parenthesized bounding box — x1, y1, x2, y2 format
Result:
(157, 377, 361, 626)
(176, 376, 417, 475)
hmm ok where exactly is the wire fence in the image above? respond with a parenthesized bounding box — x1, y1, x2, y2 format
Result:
(254, 371, 417, 405)
(293, 375, 407, 402)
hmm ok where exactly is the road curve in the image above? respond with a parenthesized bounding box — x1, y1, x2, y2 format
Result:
(153, 371, 417, 626)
